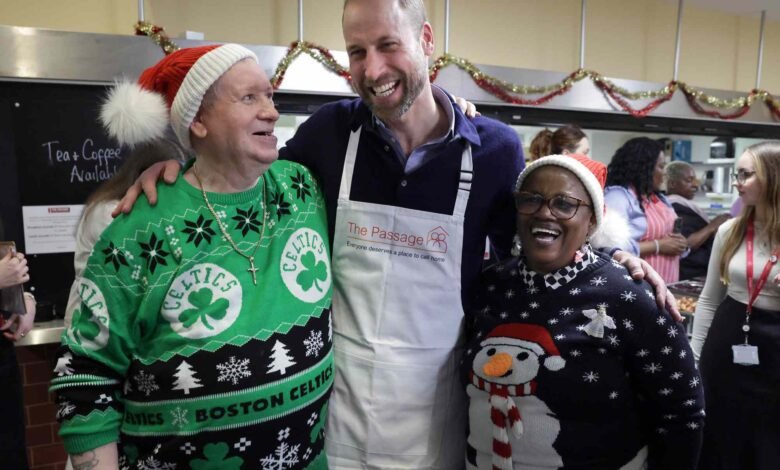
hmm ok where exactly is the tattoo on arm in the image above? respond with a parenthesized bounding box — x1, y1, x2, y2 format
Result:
(72, 451, 99, 470)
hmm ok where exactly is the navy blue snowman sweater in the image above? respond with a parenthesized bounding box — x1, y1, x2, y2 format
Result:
(462, 250, 704, 470)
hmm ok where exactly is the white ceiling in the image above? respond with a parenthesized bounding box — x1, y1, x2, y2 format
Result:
(681, 0, 780, 20)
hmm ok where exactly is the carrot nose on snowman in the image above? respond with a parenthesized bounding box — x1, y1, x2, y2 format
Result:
(483, 352, 513, 377)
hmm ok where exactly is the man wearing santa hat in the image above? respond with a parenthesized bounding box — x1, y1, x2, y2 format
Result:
(51, 44, 333, 469)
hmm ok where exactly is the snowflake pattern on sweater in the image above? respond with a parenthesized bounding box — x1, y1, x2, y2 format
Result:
(462, 250, 705, 470)
(51, 160, 331, 469)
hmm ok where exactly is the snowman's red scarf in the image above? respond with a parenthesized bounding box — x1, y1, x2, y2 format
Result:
(470, 373, 537, 397)
(470, 373, 536, 470)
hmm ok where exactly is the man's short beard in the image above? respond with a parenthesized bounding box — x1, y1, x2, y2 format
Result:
(362, 89, 413, 121)
(360, 54, 428, 121)
(382, 89, 416, 120)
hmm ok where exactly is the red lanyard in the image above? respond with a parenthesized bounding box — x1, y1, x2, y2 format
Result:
(745, 219, 779, 315)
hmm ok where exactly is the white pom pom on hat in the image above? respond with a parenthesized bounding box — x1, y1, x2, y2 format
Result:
(100, 43, 257, 149)
(100, 81, 169, 147)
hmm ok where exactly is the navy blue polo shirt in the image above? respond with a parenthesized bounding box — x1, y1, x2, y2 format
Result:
(280, 90, 524, 309)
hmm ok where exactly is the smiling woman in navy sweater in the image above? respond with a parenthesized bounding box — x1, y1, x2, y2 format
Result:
(462, 154, 704, 470)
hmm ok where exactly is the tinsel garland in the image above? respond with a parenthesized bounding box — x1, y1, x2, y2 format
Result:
(595, 78, 675, 118)
(134, 21, 179, 55)
(270, 41, 351, 88)
(133, 24, 779, 122)
(428, 54, 774, 120)
(766, 95, 780, 120)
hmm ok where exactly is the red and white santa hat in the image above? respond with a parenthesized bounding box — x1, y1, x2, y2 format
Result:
(100, 43, 257, 150)
(514, 153, 607, 229)
(480, 323, 566, 371)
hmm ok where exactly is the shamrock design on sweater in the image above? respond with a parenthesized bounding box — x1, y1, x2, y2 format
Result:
(52, 160, 332, 469)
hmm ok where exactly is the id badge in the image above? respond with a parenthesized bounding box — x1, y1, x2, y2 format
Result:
(732, 344, 760, 365)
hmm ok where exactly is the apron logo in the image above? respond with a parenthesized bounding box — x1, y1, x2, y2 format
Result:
(162, 263, 242, 339)
(346, 222, 449, 254)
(67, 278, 110, 351)
(281, 228, 331, 303)
(427, 226, 449, 253)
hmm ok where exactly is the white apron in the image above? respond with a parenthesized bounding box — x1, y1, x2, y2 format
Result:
(326, 127, 472, 469)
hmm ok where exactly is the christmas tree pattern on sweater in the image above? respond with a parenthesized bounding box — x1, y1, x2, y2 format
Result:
(51, 161, 332, 469)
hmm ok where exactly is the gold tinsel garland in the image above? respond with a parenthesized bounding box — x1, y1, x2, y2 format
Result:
(135, 21, 180, 55)
(270, 41, 350, 88)
(133, 24, 779, 121)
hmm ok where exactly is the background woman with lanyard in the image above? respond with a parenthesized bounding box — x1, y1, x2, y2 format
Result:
(692, 141, 780, 469)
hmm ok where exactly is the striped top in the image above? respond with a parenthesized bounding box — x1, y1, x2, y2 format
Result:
(640, 193, 680, 283)
(604, 186, 680, 283)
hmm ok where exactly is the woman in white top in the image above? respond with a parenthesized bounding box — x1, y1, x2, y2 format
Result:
(691, 141, 780, 470)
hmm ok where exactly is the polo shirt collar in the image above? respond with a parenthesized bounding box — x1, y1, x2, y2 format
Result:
(347, 86, 482, 148)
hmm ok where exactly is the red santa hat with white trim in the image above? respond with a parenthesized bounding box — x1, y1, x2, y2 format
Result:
(99, 43, 257, 149)
(480, 323, 566, 371)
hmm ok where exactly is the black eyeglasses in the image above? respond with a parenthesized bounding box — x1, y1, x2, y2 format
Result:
(730, 170, 756, 184)
(514, 192, 591, 220)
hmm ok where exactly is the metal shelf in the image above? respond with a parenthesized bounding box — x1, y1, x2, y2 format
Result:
(14, 319, 65, 347)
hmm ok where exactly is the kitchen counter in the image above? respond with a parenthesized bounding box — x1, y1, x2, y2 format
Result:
(667, 278, 706, 338)
(14, 319, 65, 347)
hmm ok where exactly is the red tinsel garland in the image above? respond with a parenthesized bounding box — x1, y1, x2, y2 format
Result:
(595, 80, 676, 118)
(271, 41, 351, 89)
(679, 89, 753, 120)
(133, 26, 779, 123)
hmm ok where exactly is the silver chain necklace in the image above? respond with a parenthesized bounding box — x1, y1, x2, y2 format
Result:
(192, 164, 267, 285)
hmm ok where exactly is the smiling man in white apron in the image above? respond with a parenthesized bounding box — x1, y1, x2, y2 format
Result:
(116, 1, 677, 467)
(282, 1, 523, 467)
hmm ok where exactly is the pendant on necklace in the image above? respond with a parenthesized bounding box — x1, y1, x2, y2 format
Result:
(248, 256, 259, 285)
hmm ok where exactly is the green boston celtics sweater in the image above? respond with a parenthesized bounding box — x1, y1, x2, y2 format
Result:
(51, 160, 333, 470)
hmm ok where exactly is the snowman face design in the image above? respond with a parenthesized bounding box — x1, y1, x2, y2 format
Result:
(473, 343, 541, 385)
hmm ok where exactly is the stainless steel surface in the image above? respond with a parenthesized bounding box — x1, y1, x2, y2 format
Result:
(0, 25, 354, 94)
(674, 0, 685, 81)
(298, 0, 304, 42)
(1, 26, 174, 83)
(756, 10, 766, 89)
(138, 0, 145, 22)
(443, 0, 451, 54)
(0, 25, 777, 126)
(579, 0, 587, 69)
(14, 319, 65, 347)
